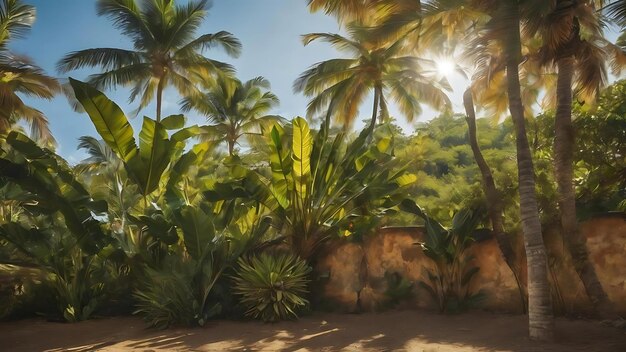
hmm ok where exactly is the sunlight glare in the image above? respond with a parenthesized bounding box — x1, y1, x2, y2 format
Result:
(436, 59, 455, 77)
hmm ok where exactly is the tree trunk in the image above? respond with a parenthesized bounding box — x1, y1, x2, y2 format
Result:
(367, 84, 381, 136)
(463, 88, 527, 313)
(554, 57, 614, 318)
(155, 74, 166, 122)
(228, 138, 235, 156)
(503, 3, 554, 341)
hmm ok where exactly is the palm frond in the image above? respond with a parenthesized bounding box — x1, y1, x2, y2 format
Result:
(175, 30, 242, 59)
(96, 0, 154, 50)
(301, 32, 367, 56)
(167, 0, 210, 49)
(87, 63, 151, 90)
(57, 48, 145, 73)
(0, 0, 36, 47)
(605, 0, 626, 26)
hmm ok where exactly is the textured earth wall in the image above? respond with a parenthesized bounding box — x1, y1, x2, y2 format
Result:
(315, 215, 626, 315)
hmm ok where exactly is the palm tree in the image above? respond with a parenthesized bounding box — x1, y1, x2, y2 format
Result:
(499, 1, 554, 340)
(525, 0, 621, 318)
(386, 0, 554, 339)
(57, 0, 241, 122)
(180, 76, 281, 156)
(294, 25, 450, 133)
(0, 0, 60, 144)
(463, 88, 527, 313)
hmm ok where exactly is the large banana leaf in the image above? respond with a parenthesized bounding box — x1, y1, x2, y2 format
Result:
(70, 79, 189, 199)
(292, 117, 312, 180)
(267, 124, 291, 209)
(69, 78, 138, 163)
(175, 205, 216, 260)
(138, 117, 172, 196)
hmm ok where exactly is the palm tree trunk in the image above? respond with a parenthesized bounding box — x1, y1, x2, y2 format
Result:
(463, 88, 527, 313)
(228, 139, 235, 156)
(367, 84, 381, 136)
(554, 57, 614, 318)
(155, 74, 166, 122)
(503, 2, 553, 341)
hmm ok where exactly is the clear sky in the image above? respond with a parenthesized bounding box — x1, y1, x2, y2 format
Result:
(9, 1, 622, 162)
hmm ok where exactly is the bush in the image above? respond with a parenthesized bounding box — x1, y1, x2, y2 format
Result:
(132, 254, 223, 329)
(233, 253, 310, 322)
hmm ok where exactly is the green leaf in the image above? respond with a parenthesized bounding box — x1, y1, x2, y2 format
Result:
(176, 205, 215, 260)
(395, 173, 417, 187)
(138, 117, 173, 196)
(69, 78, 138, 163)
(292, 117, 312, 179)
(161, 114, 186, 130)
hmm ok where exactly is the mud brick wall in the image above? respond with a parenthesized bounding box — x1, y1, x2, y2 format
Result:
(315, 215, 626, 315)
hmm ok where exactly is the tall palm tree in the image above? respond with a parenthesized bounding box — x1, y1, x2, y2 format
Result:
(180, 76, 281, 156)
(525, 0, 622, 318)
(387, 0, 554, 339)
(294, 24, 450, 133)
(57, 0, 241, 122)
(499, 1, 554, 340)
(0, 0, 60, 144)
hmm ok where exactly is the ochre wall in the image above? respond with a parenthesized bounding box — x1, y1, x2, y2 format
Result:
(315, 215, 626, 315)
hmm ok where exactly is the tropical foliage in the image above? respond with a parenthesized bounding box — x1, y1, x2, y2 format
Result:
(401, 200, 484, 313)
(206, 118, 416, 260)
(0, 0, 625, 344)
(233, 253, 310, 322)
(0, 0, 59, 144)
(181, 76, 282, 156)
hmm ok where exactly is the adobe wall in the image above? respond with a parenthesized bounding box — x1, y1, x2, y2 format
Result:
(315, 215, 626, 315)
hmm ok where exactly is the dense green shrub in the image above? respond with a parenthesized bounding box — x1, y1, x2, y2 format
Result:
(233, 253, 310, 322)
(133, 255, 221, 329)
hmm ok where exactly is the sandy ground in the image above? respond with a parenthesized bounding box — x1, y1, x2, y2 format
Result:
(1, 310, 625, 351)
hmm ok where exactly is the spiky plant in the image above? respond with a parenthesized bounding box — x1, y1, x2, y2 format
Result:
(233, 253, 310, 322)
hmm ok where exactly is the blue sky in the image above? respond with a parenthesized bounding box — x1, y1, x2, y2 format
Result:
(9, 1, 622, 162)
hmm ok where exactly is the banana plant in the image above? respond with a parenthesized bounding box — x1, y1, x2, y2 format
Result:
(69, 78, 200, 203)
(400, 199, 485, 312)
(206, 117, 416, 260)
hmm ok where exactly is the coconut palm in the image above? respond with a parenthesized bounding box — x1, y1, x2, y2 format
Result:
(294, 25, 451, 133)
(497, 2, 555, 340)
(0, 0, 60, 144)
(378, 0, 554, 340)
(180, 76, 281, 156)
(57, 0, 241, 122)
(525, 0, 623, 318)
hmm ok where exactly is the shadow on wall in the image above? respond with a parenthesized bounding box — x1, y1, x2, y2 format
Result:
(315, 214, 626, 315)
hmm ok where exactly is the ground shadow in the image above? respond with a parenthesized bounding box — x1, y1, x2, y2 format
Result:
(1, 310, 625, 351)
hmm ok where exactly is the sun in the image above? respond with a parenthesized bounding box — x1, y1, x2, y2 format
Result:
(436, 59, 455, 77)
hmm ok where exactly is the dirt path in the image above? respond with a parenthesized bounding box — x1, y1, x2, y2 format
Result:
(1, 310, 625, 351)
